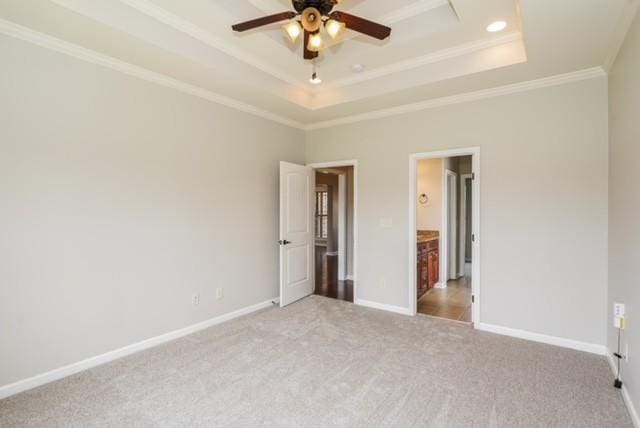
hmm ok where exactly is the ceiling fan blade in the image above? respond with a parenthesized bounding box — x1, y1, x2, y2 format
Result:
(304, 30, 319, 60)
(232, 11, 297, 32)
(328, 11, 391, 40)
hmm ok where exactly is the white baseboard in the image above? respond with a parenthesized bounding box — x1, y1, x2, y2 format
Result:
(355, 298, 412, 316)
(0, 298, 277, 400)
(345, 275, 356, 281)
(434, 282, 446, 289)
(608, 353, 640, 427)
(476, 323, 607, 355)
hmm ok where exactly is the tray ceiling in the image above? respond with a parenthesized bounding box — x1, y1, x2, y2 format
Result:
(0, 0, 635, 126)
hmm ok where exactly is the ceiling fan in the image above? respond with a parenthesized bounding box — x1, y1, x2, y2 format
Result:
(231, 0, 392, 65)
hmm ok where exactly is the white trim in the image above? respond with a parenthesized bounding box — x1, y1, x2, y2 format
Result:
(337, 173, 347, 281)
(0, 19, 305, 130)
(0, 18, 609, 131)
(54, 0, 494, 99)
(476, 323, 607, 355)
(409, 147, 481, 325)
(603, 0, 640, 72)
(459, 173, 473, 276)
(308, 160, 358, 300)
(355, 298, 412, 316)
(305, 68, 607, 130)
(442, 169, 458, 283)
(607, 354, 640, 427)
(0, 298, 277, 400)
(324, 32, 522, 90)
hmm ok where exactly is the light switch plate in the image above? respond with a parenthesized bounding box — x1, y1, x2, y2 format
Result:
(614, 302, 625, 328)
(614, 302, 625, 318)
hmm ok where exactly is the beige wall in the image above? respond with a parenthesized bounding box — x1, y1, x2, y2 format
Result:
(608, 10, 640, 409)
(0, 36, 304, 388)
(417, 159, 443, 233)
(306, 77, 609, 346)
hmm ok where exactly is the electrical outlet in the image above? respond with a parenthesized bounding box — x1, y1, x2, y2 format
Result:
(614, 302, 626, 318)
(192, 293, 200, 306)
(215, 288, 224, 300)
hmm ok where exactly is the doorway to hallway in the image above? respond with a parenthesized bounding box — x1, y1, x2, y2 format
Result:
(410, 148, 480, 324)
(312, 165, 355, 303)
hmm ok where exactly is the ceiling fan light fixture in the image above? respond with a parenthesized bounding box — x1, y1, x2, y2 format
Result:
(282, 20, 302, 43)
(301, 7, 322, 32)
(325, 19, 345, 39)
(307, 32, 324, 52)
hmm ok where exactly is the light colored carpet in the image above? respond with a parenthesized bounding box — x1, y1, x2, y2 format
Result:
(0, 295, 632, 427)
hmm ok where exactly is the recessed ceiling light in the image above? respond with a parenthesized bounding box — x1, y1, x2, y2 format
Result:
(486, 21, 507, 33)
(352, 64, 365, 73)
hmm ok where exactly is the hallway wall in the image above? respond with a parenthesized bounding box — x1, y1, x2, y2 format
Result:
(306, 76, 608, 347)
(608, 8, 640, 413)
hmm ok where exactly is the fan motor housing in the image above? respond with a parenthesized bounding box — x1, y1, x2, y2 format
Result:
(292, 0, 335, 15)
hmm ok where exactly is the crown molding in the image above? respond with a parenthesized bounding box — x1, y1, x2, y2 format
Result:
(321, 32, 522, 90)
(0, 19, 305, 130)
(603, 0, 639, 72)
(305, 67, 607, 130)
(0, 18, 610, 134)
(45, 0, 524, 109)
(115, 0, 306, 88)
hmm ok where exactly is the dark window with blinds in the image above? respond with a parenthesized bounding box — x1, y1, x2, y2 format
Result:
(315, 191, 328, 239)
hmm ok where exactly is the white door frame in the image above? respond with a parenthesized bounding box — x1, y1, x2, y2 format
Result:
(441, 169, 458, 285)
(459, 173, 473, 277)
(308, 160, 358, 301)
(337, 174, 347, 280)
(409, 148, 481, 325)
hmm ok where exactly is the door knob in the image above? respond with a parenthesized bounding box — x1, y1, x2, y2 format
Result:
(279, 240, 292, 245)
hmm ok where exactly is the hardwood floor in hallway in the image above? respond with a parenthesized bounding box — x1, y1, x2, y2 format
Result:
(314, 246, 353, 303)
(418, 263, 472, 322)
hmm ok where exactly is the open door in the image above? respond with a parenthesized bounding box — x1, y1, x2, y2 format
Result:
(279, 162, 315, 307)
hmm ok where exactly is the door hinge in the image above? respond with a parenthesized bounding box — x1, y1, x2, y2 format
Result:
(471, 295, 475, 303)
(472, 172, 476, 180)
(472, 234, 475, 242)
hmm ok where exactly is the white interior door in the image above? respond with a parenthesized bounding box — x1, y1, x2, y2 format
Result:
(279, 162, 314, 307)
